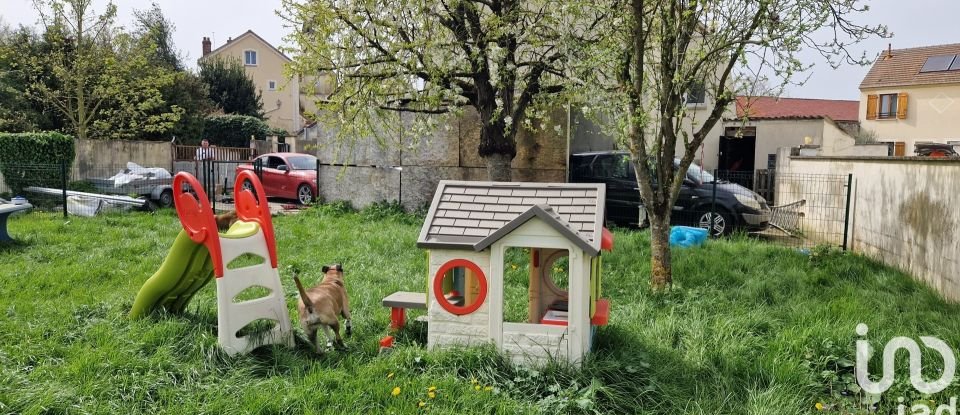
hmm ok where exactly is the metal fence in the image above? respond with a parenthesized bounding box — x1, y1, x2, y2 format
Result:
(677, 169, 852, 249)
(0, 162, 176, 218)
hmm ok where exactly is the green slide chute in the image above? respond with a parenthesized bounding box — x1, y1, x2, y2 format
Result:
(129, 230, 215, 319)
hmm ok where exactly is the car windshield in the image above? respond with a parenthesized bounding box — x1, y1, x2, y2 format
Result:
(683, 161, 715, 184)
(286, 156, 317, 170)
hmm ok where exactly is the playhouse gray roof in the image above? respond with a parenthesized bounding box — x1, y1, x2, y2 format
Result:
(416, 181, 606, 254)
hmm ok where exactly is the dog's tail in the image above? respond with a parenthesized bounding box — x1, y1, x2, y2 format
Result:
(292, 273, 315, 314)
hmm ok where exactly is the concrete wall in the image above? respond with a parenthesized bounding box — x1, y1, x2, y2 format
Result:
(72, 139, 172, 181)
(74, 139, 172, 171)
(860, 84, 960, 155)
(777, 154, 960, 301)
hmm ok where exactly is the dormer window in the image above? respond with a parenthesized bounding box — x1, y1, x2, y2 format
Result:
(244, 50, 258, 66)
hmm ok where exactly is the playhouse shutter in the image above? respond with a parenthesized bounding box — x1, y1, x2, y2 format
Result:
(866, 94, 879, 120)
(897, 93, 909, 119)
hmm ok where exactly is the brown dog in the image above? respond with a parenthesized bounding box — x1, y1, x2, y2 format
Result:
(294, 264, 353, 352)
(214, 210, 239, 232)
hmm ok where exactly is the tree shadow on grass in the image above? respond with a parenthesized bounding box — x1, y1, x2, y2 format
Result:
(0, 239, 33, 253)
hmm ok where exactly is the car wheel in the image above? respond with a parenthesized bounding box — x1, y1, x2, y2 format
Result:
(297, 184, 314, 205)
(240, 179, 259, 199)
(698, 209, 733, 237)
(158, 190, 174, 208)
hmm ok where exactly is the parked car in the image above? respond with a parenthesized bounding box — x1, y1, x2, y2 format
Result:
(569, 151, 771, 236)
(914, 142, 959, 158)
(235, 153, 318, 204)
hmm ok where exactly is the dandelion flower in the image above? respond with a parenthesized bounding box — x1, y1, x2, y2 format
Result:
(474, 385, 481, 391)
(418, 401, 426, 408)
(428, 386, 437, 392)
(428, 391, 436, 399)
(392, 387, 401, 397)
(470, 377, 478, 385)
(484, 386, 493, 392)
(815, 403, 824, 411)
(511, 264, 518, 270)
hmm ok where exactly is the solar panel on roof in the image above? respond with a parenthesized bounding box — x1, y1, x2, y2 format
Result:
(920, 54, 957, 73)
(951, 56, 960, 71)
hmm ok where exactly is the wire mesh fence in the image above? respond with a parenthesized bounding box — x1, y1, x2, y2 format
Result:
(632, 169, 851, 249)
(0, 162, 180, 218)
(711, 170, 852, 249)
(0, 154, 326, 222)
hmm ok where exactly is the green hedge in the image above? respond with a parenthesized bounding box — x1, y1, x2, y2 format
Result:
(0, 132, 75, 194)
(203, 114, 270, 147)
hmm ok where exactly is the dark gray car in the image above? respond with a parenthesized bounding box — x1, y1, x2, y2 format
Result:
(569, 151, 771, 235)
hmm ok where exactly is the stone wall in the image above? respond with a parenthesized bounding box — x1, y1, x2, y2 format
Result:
(308, 108, 573, 210)
(777, 154, 960, 301)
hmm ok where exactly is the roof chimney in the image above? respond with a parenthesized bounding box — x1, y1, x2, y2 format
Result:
(884, 43, 893, 60)
(202, 37, 211, 57)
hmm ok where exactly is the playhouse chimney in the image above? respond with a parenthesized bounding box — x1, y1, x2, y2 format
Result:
(202, 37, 212, 57)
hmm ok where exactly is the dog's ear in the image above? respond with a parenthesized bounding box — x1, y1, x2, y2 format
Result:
(321, 265, 330, 273)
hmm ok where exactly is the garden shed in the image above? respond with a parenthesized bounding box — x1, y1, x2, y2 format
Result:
(416, 181, 613, 365)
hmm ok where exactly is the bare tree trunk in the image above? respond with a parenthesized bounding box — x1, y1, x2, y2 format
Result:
(649, 213, 673, 290)
(485, 153, 513, 182)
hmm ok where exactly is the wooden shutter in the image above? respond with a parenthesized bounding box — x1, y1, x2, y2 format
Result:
(897, 92, 909, 119)
(894, 142, 905, 156)
(866, 94, 879, 120)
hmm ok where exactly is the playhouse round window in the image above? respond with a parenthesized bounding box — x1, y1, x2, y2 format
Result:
(433, 259, 488, 315)
(543, 250, 570, 296)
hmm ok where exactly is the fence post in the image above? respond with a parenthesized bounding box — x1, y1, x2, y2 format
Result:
(842, 173, 853, 251)
(61, 161, 68, 219)
(710, 168, 718, 237)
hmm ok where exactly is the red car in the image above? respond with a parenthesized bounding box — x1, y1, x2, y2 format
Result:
(236, 152, 318, 204)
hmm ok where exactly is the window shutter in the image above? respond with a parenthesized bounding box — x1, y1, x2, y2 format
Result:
(866, 94, 879, 120)
(894, 142, 905, 156)
(897, 93, 909, 119)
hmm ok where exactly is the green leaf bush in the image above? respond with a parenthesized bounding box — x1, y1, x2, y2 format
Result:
(0, 132, 75, 194)
(203, 114, 270, 148)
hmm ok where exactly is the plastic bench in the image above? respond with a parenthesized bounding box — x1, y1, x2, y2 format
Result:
(382, 291, 426, 330)
(0, 203, 32, 242)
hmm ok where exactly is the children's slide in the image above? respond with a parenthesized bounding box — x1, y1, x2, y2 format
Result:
(128, 230, 214, 319)
(128, 171, 293, 356)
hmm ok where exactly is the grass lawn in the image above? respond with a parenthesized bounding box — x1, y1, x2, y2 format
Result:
(2, 206, 960, 414)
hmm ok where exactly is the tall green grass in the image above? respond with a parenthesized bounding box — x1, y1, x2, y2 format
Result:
(1, 208, 958, 414)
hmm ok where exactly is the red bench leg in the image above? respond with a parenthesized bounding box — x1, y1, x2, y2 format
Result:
(390, 307, 406, 330)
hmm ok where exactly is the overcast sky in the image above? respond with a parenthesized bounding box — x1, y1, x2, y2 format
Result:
(3, 0, 959, 101)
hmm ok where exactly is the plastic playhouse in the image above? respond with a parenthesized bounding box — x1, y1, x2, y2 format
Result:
(129, 171, 293, 356)
(383, 180, 612, 365)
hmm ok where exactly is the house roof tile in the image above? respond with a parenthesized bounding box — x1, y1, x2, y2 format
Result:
(735, 96, 859, 122)
(860, 43, 960, 89)
(202, 30, 291, 63)
(417, 181, 606, 254)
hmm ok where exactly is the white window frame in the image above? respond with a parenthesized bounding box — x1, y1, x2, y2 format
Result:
(244, 49, 258, 66)
(267, 80, 277, 91)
